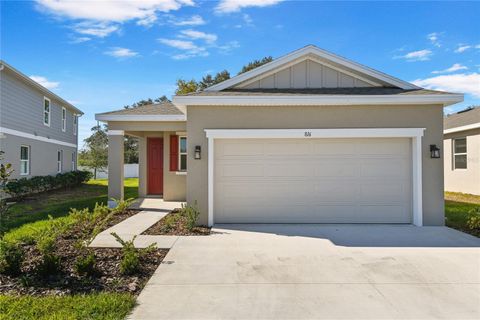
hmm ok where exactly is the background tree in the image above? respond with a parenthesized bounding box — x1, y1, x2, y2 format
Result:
(79, 124, 108, 179)
(238, 56, 273, 74)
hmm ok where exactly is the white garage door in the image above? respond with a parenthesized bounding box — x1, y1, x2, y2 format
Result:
(214, 138, 412, 224)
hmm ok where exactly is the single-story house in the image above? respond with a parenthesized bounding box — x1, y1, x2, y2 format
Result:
(95, 45, 463, 227)
(444, 107, 480, 195)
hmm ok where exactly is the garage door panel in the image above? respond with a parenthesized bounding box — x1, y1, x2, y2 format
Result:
(214, 138, 412, 224)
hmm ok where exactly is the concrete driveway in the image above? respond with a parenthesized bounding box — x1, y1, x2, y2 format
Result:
(129, 225, 480, 319)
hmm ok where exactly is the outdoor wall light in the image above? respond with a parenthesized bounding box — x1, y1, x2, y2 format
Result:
(194, 145, 201, 160)
(430, 144, 441, 159)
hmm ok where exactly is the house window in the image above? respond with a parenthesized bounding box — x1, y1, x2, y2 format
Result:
(62, 107, 66, 132)
(72, 152, 76, 171)
(73, 115, 77, 135)
(20, 145, 30, 175)
(57, 150, 63, 173)
(43, 97, 51, 126)
(453, 137, 467, 169)
(179, 136, 187, 171)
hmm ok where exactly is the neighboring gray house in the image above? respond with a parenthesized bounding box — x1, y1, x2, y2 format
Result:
(444, 107, 480, 195)
(0, 61, 83, 180)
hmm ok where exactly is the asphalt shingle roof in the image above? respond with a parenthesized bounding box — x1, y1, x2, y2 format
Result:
(444, 107, 480, 129)
(179, 88, 453, 96)
(97, 101, 184, 116)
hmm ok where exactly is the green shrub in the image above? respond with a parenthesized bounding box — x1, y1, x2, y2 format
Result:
(5, 170, 92, 199)
(36, 233, 61, 276)
(111, 233, 155, 275)
(110, 198, 135, 215)
(181, 201, 200, 231)
(161, 215, 177, 232)
(467, 207, 480, 230)
(74, 252, 96, 276)
(0, 240, 24, 276)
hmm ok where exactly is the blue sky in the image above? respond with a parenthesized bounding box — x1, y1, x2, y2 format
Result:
(2, 0, 479, 146)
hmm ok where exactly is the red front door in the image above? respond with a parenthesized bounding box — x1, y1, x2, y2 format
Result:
(147, 138, 163, 195)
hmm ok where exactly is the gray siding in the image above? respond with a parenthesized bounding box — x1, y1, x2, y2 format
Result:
(0, 69, 78, 145)
(0, 133, 77, 180)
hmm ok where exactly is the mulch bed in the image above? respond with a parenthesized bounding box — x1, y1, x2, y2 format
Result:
(142, 210, 211, 236)
(0, 210, 168, 296)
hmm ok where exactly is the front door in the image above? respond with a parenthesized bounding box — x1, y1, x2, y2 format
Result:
(147, 137, 164, 195)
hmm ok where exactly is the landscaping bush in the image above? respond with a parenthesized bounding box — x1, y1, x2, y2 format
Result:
(74, 253, 96, 276)
(0, 240, 24, 276)
(5, 170, 92, 199)
(36, 234, 61, 276)
(111, 233, 155, 275)
(467, 207, 480, 231)
(181, 201, 200, 231)
(110, 198, 135, 215)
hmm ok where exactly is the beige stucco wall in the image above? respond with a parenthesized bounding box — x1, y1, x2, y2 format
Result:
(187, 104, 445, 226)
(444, 128, 480, 195)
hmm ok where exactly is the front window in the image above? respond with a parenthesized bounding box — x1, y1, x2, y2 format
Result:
(453, 137, 467, 169)
(44, 97, 51, 126)
(62, 107, 66, 132)
(20, 145, 30, 175)
(57, 150, 63, 173)
(72, 152, 76, 171)
(73, 115, 77, 135)
(179, 136, 187, 171)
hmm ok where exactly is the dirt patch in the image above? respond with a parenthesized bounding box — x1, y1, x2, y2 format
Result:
(0, 210, 167, 296)
(142, 210, 210, 236)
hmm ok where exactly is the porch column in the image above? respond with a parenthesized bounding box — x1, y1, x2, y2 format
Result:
(138, 136, 147, 198)
(108, 130, 124, 208)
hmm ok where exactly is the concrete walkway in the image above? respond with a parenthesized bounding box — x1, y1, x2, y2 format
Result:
(128, 224, 480, 319)
(90, 199, 183, 249)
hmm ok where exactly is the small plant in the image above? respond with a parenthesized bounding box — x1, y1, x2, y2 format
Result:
(111, 198, 135, 215)
(181, 201, 200, 231)
(111, 232, 155, 275)
(0, 240, 24, 276)
(161, 215, 177, 233)
(36, 233, 61, 276)
(74, 252, 96, 276)
(467, 207, 480, 231)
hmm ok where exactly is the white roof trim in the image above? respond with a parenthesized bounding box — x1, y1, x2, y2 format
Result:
(173, 93, 464, 108)
(0, 126, 77, 148)
(444, 122, 480, 134)
(95, 114, 186, 122)
(205, 45, 419, 91)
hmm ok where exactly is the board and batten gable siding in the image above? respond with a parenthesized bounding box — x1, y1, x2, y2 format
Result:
(0, 68, 77, 145)
(237, 59, 375, 89)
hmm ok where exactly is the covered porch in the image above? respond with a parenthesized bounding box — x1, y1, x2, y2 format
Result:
(95, 102, 187, 207)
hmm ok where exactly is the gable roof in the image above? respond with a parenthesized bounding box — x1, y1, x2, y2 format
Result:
(95, 101, 185, 122)
(0, 60, 83, 115)
(205, 45, 419, 92)
(444, 107, 480, 133)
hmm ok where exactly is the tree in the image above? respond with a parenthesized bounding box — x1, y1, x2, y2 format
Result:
(175, 79, 200, 95)
(0, 151, 14, 217)
(238, 56, 273, 74)
(79, 125, 108, 179)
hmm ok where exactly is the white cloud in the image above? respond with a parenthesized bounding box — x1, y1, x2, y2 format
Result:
(432, 63, 468, 74)
(158, 38, 208, 59)
(243, 14, 253, 26)
(413, 73, 480, 97)
(427, 32, 442, 47)
(476, 44, 480, 49)
(217, 40, 240, 53)
(215, 0, 283, 13)
(395, 49, 432, 61)
(70, 36, 91, 44)
(104, 47, 139, 58)
(455, 44, 472, 53)
(179, 29, 217, 43)
(36, 0, 194, 22)
(29, 75, 59, 89)
(169, 14, 206, 26)
(72, 21, 119, 38)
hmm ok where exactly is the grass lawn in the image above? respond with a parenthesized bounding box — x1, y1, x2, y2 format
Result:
(0, 293, 135, 320)
(445, 192, 480, 237)
(1, 178, 138, 234)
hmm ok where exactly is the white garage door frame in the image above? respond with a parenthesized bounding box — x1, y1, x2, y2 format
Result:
(205, 128, 425, 227)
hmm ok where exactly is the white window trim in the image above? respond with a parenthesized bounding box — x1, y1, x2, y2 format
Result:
(57, 150, 63, 173)
(205, 128, 425, 227)
(73, 115, 77, 135)
(62, 107, 67, 132)
(178, 136, 187, 171)
(453, 137, 467, 170)
(43, 97, 51, 127)
(20, 145, 30, 176)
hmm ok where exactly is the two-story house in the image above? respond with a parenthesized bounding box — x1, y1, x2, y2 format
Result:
(0, 61, 83, 180)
